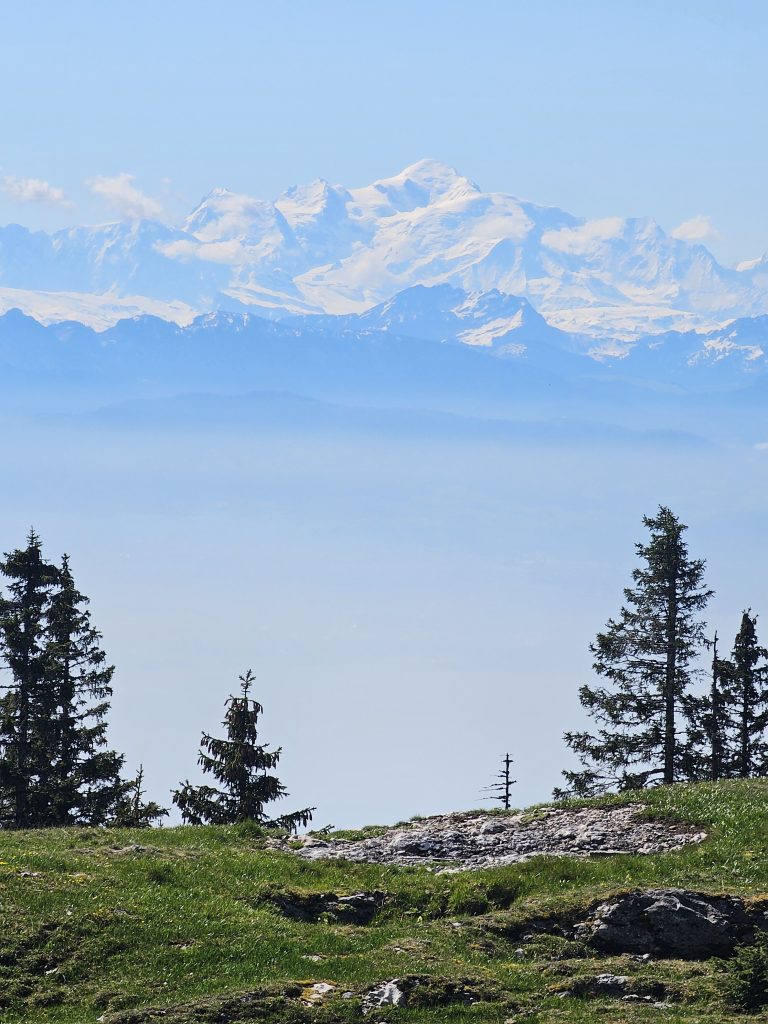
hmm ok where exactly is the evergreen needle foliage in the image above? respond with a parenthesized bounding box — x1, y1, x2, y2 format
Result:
(703, 632, 731, 782)
(0, 532, 128, 827)
(717, 934, 768, 1011)
(0, 529, 59, 827)
(723, 611, 768, 778)
(111, 765, 168, 828)
(172, 669, 314, 830)
(558, 506, 713, 797)
(43, 553, 126, 825)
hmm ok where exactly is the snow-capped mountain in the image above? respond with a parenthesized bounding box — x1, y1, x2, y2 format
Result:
(0, 159, 767, 340)
(312, 284, 561, 352)
(609, 313, 768, 388)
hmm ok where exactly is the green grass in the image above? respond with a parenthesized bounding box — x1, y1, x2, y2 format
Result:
(1, 780, 768, 1022)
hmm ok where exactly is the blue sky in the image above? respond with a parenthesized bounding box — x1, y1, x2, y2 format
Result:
(1, 0, 766, 265)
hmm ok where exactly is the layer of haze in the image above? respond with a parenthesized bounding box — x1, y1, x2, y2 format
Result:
(1, 420, 765, 826)
(0, 1, 766, 264)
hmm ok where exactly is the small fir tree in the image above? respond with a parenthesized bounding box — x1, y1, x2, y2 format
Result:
(557, 507, 712, 798)
(0, 530, 59, 827)
(173, 670, 314, 830)
(706, 632, 729, 781)
(722, 611, 768, 778)
(111, 765, 168, 827)
(682, 632, 731, 782)
(482, 753, 516, 810)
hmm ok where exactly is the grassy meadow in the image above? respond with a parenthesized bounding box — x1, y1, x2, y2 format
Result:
(2, 781, 768, 1022)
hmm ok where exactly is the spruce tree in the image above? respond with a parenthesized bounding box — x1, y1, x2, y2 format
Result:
(681, 632, 731, 782)
(557, 507, 712, 797)
(173, 669, 314, 830)
(43, 554, 127, 825)
(0, 535, 130, 828)
(706, 633, 729, 781)
(0, 530, 59, 827)
(722, 611, 768, 778)
(111, 765, 168, 827)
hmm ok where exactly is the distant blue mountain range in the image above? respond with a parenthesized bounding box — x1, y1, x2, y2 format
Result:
(0, 281, 765, 448)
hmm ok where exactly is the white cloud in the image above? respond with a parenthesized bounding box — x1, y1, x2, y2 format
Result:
(157, 238, 248, 265)
(542, 217, 625, 255)
(2, 175, 70, 206)
(670, 214, 721, 245)
(87, 173, 164, 220)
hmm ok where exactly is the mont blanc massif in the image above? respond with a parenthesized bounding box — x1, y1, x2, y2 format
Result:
(2, 159, 768, 445)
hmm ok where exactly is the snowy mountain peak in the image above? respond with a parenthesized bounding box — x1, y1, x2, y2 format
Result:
(1, 160, 768, 338)
(381, 158, 479, 197)
(276, 179, 353, 230)
(184, 188, 289, 242)
(353, 283, 555, 352)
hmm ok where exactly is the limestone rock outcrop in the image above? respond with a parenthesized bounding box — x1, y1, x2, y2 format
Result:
(274, 805, 705, 872)
(574, 889, 758, 959)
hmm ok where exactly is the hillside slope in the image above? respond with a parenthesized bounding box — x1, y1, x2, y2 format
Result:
(2, 781, 768, 1022)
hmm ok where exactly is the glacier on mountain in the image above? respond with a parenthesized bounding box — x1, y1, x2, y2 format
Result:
(0, 159, 766, 340)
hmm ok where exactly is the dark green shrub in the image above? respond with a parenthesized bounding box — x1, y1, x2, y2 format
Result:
(718, 934, 768, 1011)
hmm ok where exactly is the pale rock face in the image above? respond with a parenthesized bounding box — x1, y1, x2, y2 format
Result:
(273, 804, 705, 872)
(362, 980, 408, 1015)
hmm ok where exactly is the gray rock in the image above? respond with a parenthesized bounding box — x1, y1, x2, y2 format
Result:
(268, 889, 386, 924)
(361, 975, 494, 1014)
(362, 980, 407, 1015)
(563, 973, 668, 1001)
(278, 805, 705, 872)
(301, 982, 335, 1006)
(587, 974, 631, 995)
(575, 888, 755, 959)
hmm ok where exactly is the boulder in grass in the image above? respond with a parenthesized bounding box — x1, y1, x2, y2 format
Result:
(575, 889, 755, 959)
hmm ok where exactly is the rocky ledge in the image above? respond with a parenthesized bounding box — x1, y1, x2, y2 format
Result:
(575, 888, 762, 959)
(272, 804, 705, 871)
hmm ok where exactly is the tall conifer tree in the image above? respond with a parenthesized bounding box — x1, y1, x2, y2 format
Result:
(0, 530, 59, 827)
(722, 611, 768, 778)
(173, 669, 314, 830)
(681, 632, 731, 782)
(43, 554, 127, 825)
(0, 535, 129, 827)
(706, 633, 729, 781)
(557, 507, 712, 797)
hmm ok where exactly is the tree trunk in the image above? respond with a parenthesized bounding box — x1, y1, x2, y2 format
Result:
(710, 635, 722, 781)
(741, 687, 750, 778)
(664, 577, 678, 785)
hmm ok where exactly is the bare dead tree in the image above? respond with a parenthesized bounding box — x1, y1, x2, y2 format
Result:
(482, 752, 516, 810)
